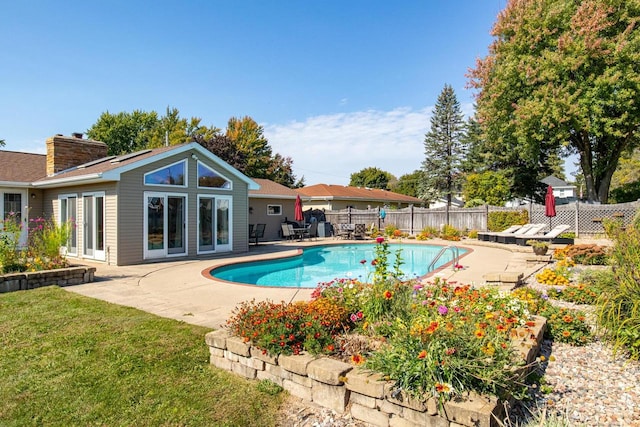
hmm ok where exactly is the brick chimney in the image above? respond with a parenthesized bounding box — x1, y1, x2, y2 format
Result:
(46, 134, 108, 176)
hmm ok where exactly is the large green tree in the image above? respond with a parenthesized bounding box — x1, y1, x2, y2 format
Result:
(390, 170, 423, 197)
(349, 167, 395, 189)
(420, 84, 466, 206)
(87, 110, 160, 155)
(463, 171, 511, 207)
(469, 0, 640, 203)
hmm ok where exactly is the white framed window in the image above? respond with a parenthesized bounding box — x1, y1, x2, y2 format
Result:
(267, 204, 282, 216)
(0, 190, 27, 246)
(144, 160, 187, 187)
(197, 161, 232, 189)
(59, 194, 78, 256)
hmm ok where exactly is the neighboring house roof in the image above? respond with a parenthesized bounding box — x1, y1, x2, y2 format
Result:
(296, 184, 423, 204)
(0, 151, 47, 185)
(541, 175, 574, 188)
(249, 178, 298, 199)
(31, 142, 259, 190)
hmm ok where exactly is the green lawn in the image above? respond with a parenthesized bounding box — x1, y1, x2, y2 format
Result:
(0, 286, 283, 426)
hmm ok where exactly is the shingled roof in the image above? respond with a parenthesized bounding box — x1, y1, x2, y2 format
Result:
(249, 178, 298, 199)
(296, 184, 423, 204)
(0, 151, 47, 184)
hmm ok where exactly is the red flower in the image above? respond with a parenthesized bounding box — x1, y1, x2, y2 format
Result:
(376, 236, 385, 244)
(383, 290, 393, 300)
(371, 259, 378, 266)
(359, 259, 367, 264)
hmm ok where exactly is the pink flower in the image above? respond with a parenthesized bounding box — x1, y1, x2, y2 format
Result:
(413, 284, 423, 291)
(376, 236, 385, 244)
(438, 305, 449, 315)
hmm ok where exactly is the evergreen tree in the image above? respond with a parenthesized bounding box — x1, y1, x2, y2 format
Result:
(420, 84, 466, 208)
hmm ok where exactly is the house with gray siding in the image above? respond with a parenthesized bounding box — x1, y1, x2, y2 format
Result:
(0, 134, 258, 265)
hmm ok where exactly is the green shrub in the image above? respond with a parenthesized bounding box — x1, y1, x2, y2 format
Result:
(597, 219, 640, 360)
(440, 224, 461, 241)
(511, 288, 592, 345)
(0, 214, 25, 274)
(416, 226, 438, 240)
(487, 210, 528, 232)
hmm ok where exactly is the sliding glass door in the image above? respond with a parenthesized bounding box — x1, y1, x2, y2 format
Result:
(198, 195, 232, 253)
(83, 193, 105, 260)
(144, 192, 187, 259)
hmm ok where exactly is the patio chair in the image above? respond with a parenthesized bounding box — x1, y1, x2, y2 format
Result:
(477, 224, 523, 242)
(301, 222, 318, 240)
(515, 224, 572, 246)
(334, 224, 352, 239)
(352, 223, 366, 239)
(281, 223, 295, 240)
(497, 223, 547, 244)
(249, 223, 266, 245)
(365, 222, 376, 239)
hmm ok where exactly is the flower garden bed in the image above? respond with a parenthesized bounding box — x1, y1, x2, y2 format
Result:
(0, 266, 96, 293)
(206, 315, 545, 427)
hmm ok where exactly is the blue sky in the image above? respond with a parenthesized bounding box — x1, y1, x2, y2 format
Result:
(1, 1, 507, 185)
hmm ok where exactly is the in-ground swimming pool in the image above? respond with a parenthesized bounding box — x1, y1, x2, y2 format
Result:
(211, 243, 467, 288)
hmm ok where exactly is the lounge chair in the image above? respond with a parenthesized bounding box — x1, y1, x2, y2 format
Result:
(515, 224, 572, 246)
(486, 223, 535, 243)
(497, 223, 547, 244)
(477, 224, 525, 242)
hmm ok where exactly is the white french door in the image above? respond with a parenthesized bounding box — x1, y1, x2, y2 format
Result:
(83, 192, 105, 260)
(144, 192, 187, 259)
(197, 195, 232, 253)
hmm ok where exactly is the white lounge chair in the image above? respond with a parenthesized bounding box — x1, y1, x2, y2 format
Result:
(515, 224, 572, 246)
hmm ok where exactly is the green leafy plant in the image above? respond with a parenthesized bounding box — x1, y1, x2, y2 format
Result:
(547, 283, 599, 305)
(597, 219, 640, 359)
(526, 240, 549, 250)
(440, 224, 461, 241)
(416, 226, 438, 240)
(511, 288, 592, 346)
(26, 217, 71, 271)
(487, 210, 528, 232)
(226, 298, 349, 356)
(0, 214, 26, 273)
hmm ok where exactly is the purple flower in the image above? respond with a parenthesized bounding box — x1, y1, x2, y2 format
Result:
(438, 305, 449, 316)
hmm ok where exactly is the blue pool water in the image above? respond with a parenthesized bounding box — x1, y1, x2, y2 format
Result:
(211, 244, 466, 288)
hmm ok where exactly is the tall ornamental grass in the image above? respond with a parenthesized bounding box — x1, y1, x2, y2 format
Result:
(599, 218, 640, 359)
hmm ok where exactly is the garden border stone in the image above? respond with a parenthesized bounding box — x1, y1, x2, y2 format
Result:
(205, 315, 545, 427)
(0, 265, 96, 293)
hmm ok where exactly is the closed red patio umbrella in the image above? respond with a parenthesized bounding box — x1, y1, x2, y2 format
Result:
(544, 185, 556, 229)
(294, 194, 304, 224)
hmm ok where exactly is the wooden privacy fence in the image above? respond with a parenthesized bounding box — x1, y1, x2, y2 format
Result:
(323, 201, 640, 237)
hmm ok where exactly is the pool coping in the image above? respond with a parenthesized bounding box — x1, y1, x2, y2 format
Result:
(202, 240, 474, 288)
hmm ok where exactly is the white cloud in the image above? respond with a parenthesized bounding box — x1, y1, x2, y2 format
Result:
(264, 106, 438, 186)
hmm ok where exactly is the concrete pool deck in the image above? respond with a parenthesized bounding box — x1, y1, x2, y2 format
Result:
(65, 238, 553, 330)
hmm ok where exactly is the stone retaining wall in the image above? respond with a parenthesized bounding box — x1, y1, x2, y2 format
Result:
(206, 316, 545, 427)
(0, 266, 96, 293)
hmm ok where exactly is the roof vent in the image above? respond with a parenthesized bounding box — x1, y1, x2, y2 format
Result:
(72, 132, 83, 139)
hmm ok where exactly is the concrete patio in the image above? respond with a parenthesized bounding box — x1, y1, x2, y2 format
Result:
(64, 238, 555, 330)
